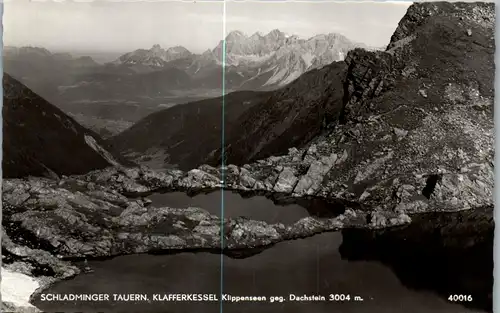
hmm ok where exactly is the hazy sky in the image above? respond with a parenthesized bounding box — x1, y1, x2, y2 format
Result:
(3, 0, 412, 54)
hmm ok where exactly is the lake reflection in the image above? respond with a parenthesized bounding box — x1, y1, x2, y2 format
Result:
(147, 190, 312, 225)
(33, 232, 483, 313)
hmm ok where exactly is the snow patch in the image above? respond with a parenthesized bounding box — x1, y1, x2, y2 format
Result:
(301, 52, 314, 68)
(280, 69, 303, 85)
(84, 134, 121, 167)
(264, 67, 288, 86)
(1, 268, 40, 309)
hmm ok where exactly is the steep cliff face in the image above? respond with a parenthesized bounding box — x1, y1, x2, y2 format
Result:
(388, 2, 494, 49)
(305, 1, 495, 213)
(2, 73, 131, 178)
(342, 2, 494, 124)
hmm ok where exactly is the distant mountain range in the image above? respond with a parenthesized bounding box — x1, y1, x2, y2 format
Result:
(113, 29, 368, 90)
(3, 29, 367, 100)
(115, 44, 193, 67)
(3, 46, 101, 103)
(3, 29, 369, 137)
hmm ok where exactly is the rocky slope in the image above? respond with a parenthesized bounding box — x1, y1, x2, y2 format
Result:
(2, 73, 131, 178)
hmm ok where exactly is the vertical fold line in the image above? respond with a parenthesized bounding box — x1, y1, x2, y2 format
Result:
(219, 0, 227, 312)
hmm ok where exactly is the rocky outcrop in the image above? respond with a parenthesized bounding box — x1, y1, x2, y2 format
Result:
(2, 173, 407, 261)
(329, 1, 494, 214)
(2, 227, 80, 313)
(388, 2, 494, 50)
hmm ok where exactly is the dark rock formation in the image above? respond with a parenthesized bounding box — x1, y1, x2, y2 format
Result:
(2, 73, 132, 178)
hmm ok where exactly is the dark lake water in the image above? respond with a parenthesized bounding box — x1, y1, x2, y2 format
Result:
(146, 190, 347, 224)
(147, 190, 311, 224)
(32, 191, 488, 313)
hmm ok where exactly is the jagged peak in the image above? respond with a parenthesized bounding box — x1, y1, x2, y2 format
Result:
(266, 29, 285, 38)
(150, 44, 163, 52)
(168, 45, 188, 50)
(226, 30, 247, 41)
(268, 28, 282, 34)
(166, 45, 191, 54)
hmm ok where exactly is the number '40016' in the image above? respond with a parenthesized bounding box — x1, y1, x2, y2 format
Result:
(448, 295, 473, 302)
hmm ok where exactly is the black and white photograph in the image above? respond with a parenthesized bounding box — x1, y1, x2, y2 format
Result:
(1, 0, 495, 313)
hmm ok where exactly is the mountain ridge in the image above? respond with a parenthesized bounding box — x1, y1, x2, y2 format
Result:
(3, 29, 366, 119)
(113, 28, 365, 89)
